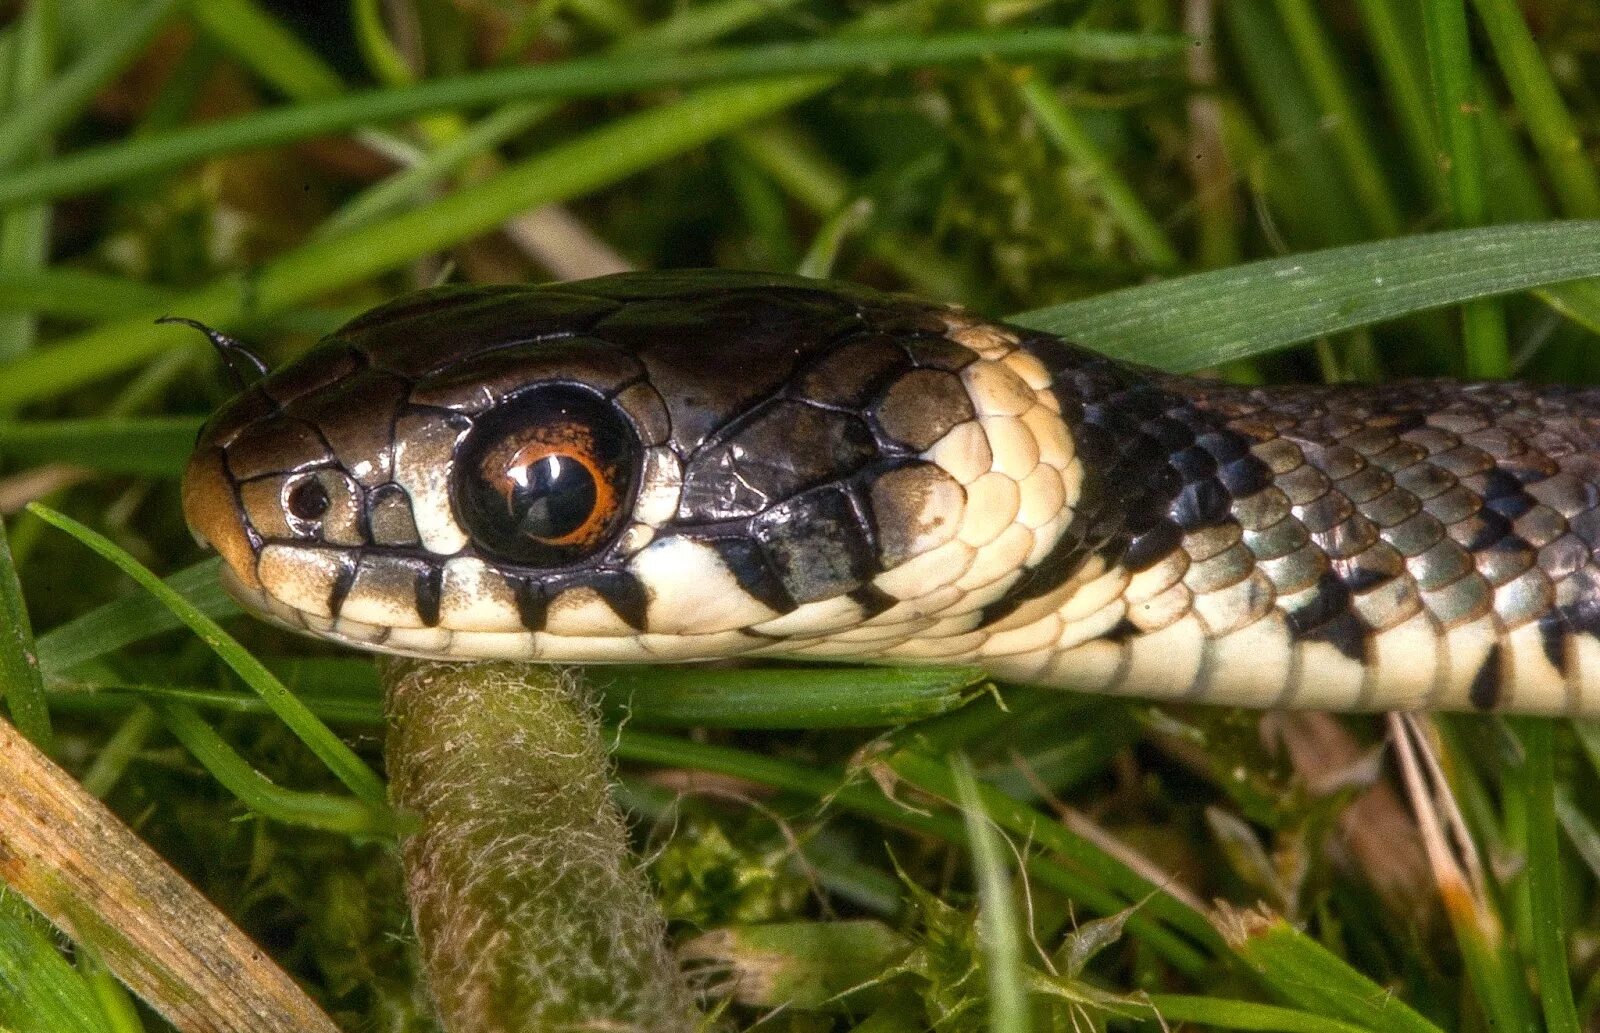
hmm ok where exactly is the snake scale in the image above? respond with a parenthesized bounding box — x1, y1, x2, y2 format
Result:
(181, 270, 1600, 715)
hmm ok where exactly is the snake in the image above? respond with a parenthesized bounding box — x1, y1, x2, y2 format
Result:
(180, 270, 1600, 716)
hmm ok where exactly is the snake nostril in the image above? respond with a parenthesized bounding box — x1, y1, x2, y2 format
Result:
(287, 479, 331, 521)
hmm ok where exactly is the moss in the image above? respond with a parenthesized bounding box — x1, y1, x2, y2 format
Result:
(382, 659, 698, 1032)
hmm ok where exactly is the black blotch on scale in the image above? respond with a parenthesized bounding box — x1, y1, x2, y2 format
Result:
(1122, 521, 1184, 573)
(1171, 480, 1231, 529)
(513, 579, 549, 632)
(415, 564, 444, 627)
(1284, 572, 1365, 662)
(848, 583, 898, 620)
(1105, 618, 1140, 642)
(753, 486, 877, 604)
(1537, 611, 1569, 680)
(327, 553, 360, 619)
(707, 537, 797, 615)
(1481, 467, 1531, 510)
(1468, 643, 1504, 711)
(590, 572, 649, 631)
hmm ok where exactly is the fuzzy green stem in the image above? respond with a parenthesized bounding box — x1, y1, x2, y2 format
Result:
(382, 660, 698, 1033)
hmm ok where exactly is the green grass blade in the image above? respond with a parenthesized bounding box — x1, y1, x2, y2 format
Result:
(0, 77, 836, 403)
(351, 0, 415, 89)
(1223, 1, 1367, 248)
(1218, 911, 1445, 1033)
(0, 0, 180, 172)
(26, 505, 386, 807)
(0, 271, 352, 334)
(0, 416, 202, 477)
(1449, 899, 1535, 1033)
(78, 957, 142, 1033)
(152, 701, 394, 836)
(34, 558, 238, 676)
(186, 0, 344, 101)
(320, 100, 556, 236)
(0, 895, 114, 1033)
(325, 0, 803, 235)
(1351, 0, 1437, 200)
(1012, 222, 1600, 371)
(0, 515, 50, 750)
(796, 196, 872, 278)
(51, 662, 986, 732)
(1273, 0, 1403, 237)
(0, 28, 1183, 212)
(734, 124, 975, 299)
(49, 682, 385, 726)
(593, 665, 986, 728)
(1470, 0, 1600, 219)
(0, 0, 56, 360)
(952, 755, 1031, 1033)
(1018, 76, 1179, 269)
(1556, 785, 1600, 882)
(612, 0, 805, 51)
(615, 730, 1214, 976)
(1512, 718, 1581, 1033)
(1432, 719, 1538, 1033)
(1141, 994, 1381, 1033)
(886, 749, 1220, 954)
(0, 270, 178, 323)
(1422, 0, 1507, 376)
(78, 705, 159, 800)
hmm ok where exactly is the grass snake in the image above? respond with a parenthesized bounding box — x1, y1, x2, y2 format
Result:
(181, 270, 1600, 715)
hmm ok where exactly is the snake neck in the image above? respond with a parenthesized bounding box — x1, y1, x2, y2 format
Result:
(941, 329, 1600, 716)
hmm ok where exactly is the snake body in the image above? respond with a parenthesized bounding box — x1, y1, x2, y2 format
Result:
(182, 271, 1600, 715)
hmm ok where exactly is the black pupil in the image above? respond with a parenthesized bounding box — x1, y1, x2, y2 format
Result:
(509, 454, 595, 540)
(451, 386, 636, 568)
(288, 480, 331, 521)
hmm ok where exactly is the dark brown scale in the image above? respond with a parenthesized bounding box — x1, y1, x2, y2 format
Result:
(794, 335, 911, 407)
(679, 400, 878, 520)
(344, 288, 621, 378)
(752, 484, 877, 603)
(407, 342, 645, 413)
(224, 416, 334, 480)
(871, 369, 974, 450)
(258, 345, 362, 409)
(295, 370, 410, 484)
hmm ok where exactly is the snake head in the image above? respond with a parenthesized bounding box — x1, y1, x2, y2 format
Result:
(183, 271, 1078, 663)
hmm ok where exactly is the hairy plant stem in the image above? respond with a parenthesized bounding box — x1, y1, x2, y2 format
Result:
(382, 659, 697, 1032)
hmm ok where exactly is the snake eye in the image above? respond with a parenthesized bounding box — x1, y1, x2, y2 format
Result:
(453, 387, 636, 567)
